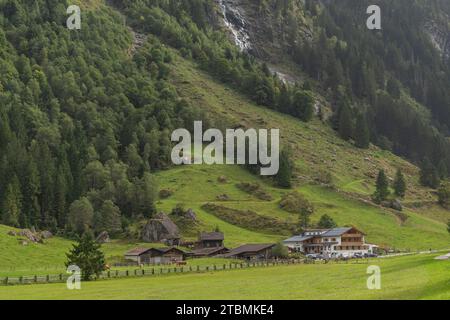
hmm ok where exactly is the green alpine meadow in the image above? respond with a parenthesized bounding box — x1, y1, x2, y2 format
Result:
(0, 0, 449, 302)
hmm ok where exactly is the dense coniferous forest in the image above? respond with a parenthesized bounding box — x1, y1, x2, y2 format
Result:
(0, 0, 449, 236)
(0, 0, 210, 233)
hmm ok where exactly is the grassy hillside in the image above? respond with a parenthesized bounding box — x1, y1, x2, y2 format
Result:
(1, 254, 448, 300)
(150, 51, 450, 250)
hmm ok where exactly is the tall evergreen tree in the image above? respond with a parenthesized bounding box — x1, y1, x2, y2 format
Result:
(338, 103, 353, 141)
(355, 113, 370, 149)
(66, 233, 106, 281)
(373, 169, 390, 203)
(276, 149, 293, 188)
(1, 176, 22, 227)
(393, 169, 406, 198)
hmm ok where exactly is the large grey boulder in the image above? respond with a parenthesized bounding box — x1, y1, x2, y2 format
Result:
(391, 199, 403, 212)
(184, 208, 197, 222)
(96, 231, 110, 244)
(19, 229, 42, 243)
(40, 230, 53, 239)
(141, 213, 180, 244)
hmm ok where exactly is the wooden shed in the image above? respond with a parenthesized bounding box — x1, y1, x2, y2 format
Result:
(125, 247, 185, 264)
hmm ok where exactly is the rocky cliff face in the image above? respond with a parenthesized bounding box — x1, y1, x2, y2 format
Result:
(425, 20, 450, 60)
(216, 0, 312, 61)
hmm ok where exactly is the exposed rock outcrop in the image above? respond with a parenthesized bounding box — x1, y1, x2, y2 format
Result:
(40, 230, 53, 239)
(19, 229, 42, 243)
(96, 231, 110, 244)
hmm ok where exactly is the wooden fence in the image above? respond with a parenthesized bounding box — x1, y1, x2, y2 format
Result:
(0, 258, 371, 286)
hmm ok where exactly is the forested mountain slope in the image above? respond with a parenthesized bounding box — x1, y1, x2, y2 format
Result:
(0, 0, 448, 249)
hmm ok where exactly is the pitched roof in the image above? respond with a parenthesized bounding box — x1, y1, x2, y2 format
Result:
(223, 244, 275, 257)
(125, 247, 185, 256)
(283, 235, 313, 242)
(191, 247, 229, 256)
(321, 227, 353, 237)
(200, 232, 224, 241)
(125, 248, 151, 256)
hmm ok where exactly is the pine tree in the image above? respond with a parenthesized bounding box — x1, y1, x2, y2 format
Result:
(66, 233, 106, 281)
(1, 176, 22, 227)
(437, 160, 448, 180)
(420, 158, 440, 189)
(276, 149, 292, 188)
(317, 214, 337, 229)
(355, 113, 370, 149)
(95, 200, 122, 236)
(437, 181, 450, 209)
(338, 103, 353, 141)
(393, 169, 406, 198)
(373, 169, 390, 203)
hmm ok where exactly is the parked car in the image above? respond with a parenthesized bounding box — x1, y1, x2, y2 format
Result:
(353, 253, 364, 259)
(364, 253, 378, 258)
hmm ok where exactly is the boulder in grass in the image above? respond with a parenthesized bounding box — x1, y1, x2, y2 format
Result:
(40, 230, 53, 239)
(7, 230, 17, 237)
(19, 229, 42, 243)
(184, 208, 197, 222)
(390, 199, 403, 212)
(96, 231, 110, 244)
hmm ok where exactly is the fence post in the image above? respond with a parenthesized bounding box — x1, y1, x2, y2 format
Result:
(59, 274, 63, 281)
(5, 277, 8, 285)
(46, 275, 50, 282)
(34, 275, 38, 283)
(197, 265, 200, 272)
(126, 270, 129, 277)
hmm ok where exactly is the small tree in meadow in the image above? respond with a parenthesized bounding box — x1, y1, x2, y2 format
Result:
(393, 169, 406, 198)
(272, 242, 289, 259)
(66, 233, 106, 281)
(373, 169, 390, 203)
(317, 214, 337, 229)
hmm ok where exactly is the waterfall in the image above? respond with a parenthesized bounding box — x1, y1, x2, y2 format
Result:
(219, 0, 252, 52)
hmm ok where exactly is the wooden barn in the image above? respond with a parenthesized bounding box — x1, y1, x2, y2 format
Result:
(223, 244, 276, 261)
(125, 247, 185, 264)
(197, 232, 224, 248)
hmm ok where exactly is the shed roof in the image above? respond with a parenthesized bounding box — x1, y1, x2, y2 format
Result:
(321, 227, 353, 237)
(191, 247, 229, 257)
(223, 244, 275, 257)
(125, 247, 185, 257)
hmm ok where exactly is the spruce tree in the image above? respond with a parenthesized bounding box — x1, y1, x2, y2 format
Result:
(355, 113, 370, 149)
(1, 177, 22, 227)
(317, 214, 337, 229)
(66, 234, 106, 281)
(338, 103, 353, 141)
(373, 169, 390, 202)
(393, 169, 406, 198)
(276, 149, 293, 188)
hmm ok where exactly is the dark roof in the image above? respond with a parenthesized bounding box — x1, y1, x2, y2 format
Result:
(200, 232, 224, 241)
(283, 236, 313, 242)
(321, 227, 353, 237)
(125, 247, 185, 256)
(223, 244, 275, 257)
(191, 247, 229, 257)
(125, 248, 151, 256)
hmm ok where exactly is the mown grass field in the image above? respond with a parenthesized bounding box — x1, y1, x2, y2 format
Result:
(0, 254, 448, 300)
